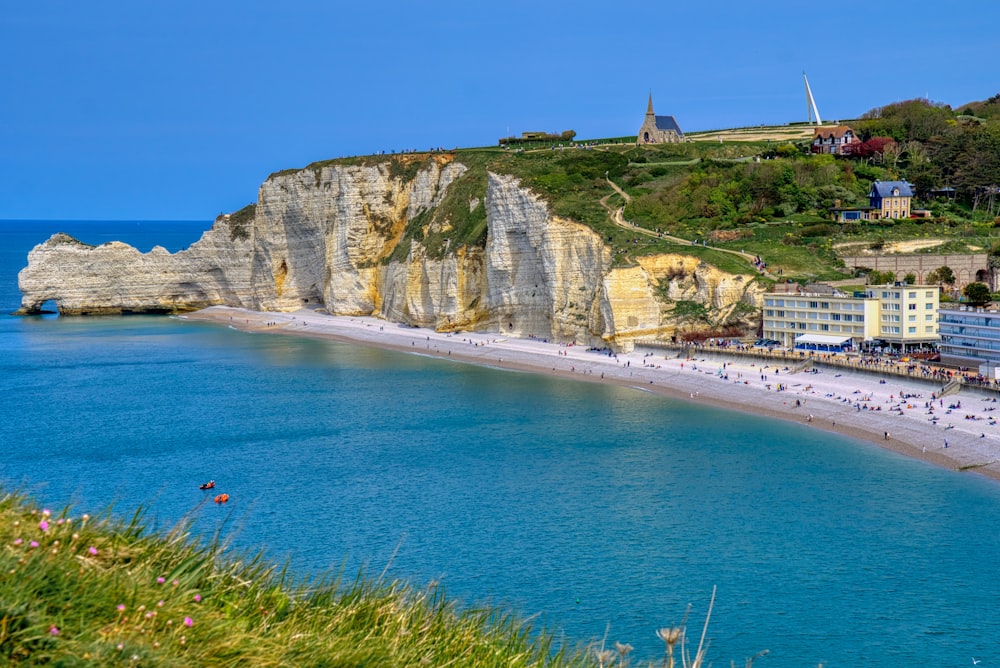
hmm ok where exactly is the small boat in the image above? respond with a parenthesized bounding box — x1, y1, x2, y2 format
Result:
(214, 493, 229, 504)
(199, 480, 216, 490)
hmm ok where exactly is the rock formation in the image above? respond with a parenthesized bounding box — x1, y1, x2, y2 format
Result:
(17, 156, 765, 350)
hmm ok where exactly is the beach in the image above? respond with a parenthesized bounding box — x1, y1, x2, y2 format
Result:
(184, 306, 1000, 482)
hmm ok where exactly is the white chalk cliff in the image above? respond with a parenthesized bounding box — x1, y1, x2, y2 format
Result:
(17, 156, 764, 349)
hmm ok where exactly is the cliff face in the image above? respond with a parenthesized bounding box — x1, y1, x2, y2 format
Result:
(16, 220, 254, 315)
(17, 158, 763, 349)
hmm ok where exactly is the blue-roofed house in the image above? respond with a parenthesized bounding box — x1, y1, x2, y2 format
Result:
(638, 94, 684, 144)
(869, 180, 914, 219)
(831, 180, 915, 222)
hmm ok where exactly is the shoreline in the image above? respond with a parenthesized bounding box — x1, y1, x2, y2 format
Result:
(182, 306, 1000, 483)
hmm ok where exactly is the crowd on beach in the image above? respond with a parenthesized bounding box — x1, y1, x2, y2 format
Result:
(677, 338, 1000, 391)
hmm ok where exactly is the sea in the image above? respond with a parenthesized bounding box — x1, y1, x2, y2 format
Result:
(2, 220, 1000, 666)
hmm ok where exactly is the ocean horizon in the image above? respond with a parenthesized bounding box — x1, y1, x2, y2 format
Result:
(4, 220, 1000, 666)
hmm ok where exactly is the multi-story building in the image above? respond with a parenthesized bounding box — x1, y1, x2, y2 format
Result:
(875, 284, 940, 348)
(869, 180, 913, 219)
(762, 291, 879, 351)
(831, 180, 914, 222)
(938, 305, 1000, 369)
(762, 284, 939, 352)
(811, 125, 859, 155)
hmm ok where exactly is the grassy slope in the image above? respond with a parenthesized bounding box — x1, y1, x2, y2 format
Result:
(266, 132, 996, 286)
(0, 491, 595, 667)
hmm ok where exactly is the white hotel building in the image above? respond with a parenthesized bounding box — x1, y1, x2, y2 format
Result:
(762, 285, 939, 352)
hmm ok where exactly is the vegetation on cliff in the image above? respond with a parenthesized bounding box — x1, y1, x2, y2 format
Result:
(0, 490, 597, 667)
(0, 489, 735, 667)
(267, 94, 1000, 289)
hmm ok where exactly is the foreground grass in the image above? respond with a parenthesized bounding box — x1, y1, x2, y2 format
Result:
(0, 491, 596, 667)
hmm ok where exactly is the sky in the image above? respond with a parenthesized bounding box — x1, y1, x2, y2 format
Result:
(2, 0, 997, 221)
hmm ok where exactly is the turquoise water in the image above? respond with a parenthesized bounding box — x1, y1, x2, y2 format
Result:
(4, 221, 1000, 666)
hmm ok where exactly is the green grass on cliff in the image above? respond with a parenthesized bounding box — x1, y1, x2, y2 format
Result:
(264, 134, 1000, 285)
(0, 490, 599, 667)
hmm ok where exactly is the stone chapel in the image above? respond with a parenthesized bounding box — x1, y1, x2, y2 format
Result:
(637, 93, 683, 144)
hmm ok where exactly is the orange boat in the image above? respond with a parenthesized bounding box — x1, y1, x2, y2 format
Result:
(199, 480, 216, 490)
(214, 493, 229, 504)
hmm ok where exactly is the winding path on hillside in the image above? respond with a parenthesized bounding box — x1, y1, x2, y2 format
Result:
(602, 177, 774, 278)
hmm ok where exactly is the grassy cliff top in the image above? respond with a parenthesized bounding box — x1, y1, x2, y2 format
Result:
(260, 114, 1000, 284)
(0, 490, 600, 666)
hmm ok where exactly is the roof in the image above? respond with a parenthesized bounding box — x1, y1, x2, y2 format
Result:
(794, 334, 853, 345)
(812, 125, 854, 139)
(654, 115, 683, 135)
(870, 180, 914, 198)
(802, 283, 838, 295)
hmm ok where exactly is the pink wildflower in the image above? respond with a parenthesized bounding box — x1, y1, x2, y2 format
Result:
(13, 538, 22, 546)
(39, 520, 49, 532)
(49, 626, 60, 636)
(42, 509, 51, 517)
(172, 579, 179, 586)
(157, 600, 164, 607)
(88, 546, 98, 556)
(193, 594, 201, 603)
(183, 617, 193, 627)
(156, 577, 165, 584)
(117, 604, 126, 612)
(29, 540, 39, 548)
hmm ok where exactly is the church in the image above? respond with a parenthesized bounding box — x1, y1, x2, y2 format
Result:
(637, 93, 683, 144)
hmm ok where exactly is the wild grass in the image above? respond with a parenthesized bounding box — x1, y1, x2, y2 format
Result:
(0, 490, 769, 667)
(0, 490, 590, 667)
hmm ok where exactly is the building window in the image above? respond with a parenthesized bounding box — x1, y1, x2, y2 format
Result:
(909, 292, 916, 298)
(908, 327, 916, 333)
(925, 303, 933, 310)
(909, 304, 917, 310)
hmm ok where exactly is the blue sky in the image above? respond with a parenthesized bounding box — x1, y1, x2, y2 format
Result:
(2, 0, 997, 220)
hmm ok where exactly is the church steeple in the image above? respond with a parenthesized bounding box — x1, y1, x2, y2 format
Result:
(646, 92, 654, 116)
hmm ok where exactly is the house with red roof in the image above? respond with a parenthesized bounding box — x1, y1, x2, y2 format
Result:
(811, 125, 859, 155)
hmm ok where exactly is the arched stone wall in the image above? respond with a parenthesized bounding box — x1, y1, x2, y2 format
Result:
(839, 253, 995, 291)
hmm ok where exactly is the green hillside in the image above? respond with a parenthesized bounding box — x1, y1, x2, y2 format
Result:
(279, 96, 1000, 287)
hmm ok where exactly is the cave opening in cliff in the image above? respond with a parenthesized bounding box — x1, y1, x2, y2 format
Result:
(36, 299, 58, 315)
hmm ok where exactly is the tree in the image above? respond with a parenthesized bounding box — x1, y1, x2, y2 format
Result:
(867, 270, 897, 285)
(904, 272, 917, 284)
(963, 282, 991, 305)
(926, 265, 955, 285)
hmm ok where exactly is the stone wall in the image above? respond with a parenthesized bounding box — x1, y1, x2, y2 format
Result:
(840, 253, 994, 291)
